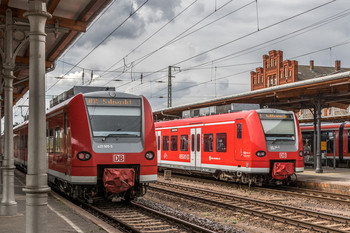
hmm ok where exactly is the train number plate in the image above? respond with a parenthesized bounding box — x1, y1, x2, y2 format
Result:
(113, 154, 125, 162)
(279, 152, 287, 159)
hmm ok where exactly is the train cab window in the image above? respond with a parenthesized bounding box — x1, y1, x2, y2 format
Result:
(163, 136, 169, 151)
(49, 129, 54, 153)
(171, 135, 178, 151)
(191, 134, 195, 152)
(55, 127, 61, 153)
(216, 133, 227, 152)
(204, 134, 213, 152)
(180, 135, 188, 151)
(237, 123, 242, 139)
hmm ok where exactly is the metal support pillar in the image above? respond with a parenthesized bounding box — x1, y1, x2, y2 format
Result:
(168, 66, 172, 108)
(0, 9, 17, 216)
(315, 99, 323, 173)
(313, 108, 317, 169)
(23, 1, 51, 233)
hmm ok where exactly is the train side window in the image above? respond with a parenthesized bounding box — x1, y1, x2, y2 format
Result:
(196, 134, 200, 152)
(55, 127, 61, 153)
(64, 113, 67, 135)
(180, 135, 188, 151)
(191, 134, 195, 152)
(216, 133, 227, 152)
(157, 136, 160, 150)
(163, 136, 169, 151)
(237, 123, 242, 139)
(171, 135, 178, 151)
(348, 131, 350, 153)
(204, 134, 213, 152)
(49, 129, 54, 153)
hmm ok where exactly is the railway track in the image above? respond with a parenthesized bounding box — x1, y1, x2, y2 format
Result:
(83, 198, 216, 233)
(261, 185, 350, 205)
(151, 181, 350, 233)
(163, 173, 350, 205)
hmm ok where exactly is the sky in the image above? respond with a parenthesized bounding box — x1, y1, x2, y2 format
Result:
(13, 0, 350, 123)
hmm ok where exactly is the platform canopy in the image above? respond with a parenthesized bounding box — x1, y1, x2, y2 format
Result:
(0, 0, 112, 114)
(153, 71, 350, 121)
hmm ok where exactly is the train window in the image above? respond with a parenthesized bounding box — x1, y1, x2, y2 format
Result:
(204, 134, 213, 152)
(348, 131, 350, 153)
(87, 106, 141, 137)
(197, 134, 200, 152)
(216, 133, 227, 152)
(55, 127, 61, 153)
(157, 136, 160, 150)
(191, 134, 195, 152)
(64, 113, 67, 135)
(237, 123, 242, 139)
(163, 136, 169, 151)
(171, 135, 178, 151)
(49, 129, 54, 153)
(180, 135, 188, 151)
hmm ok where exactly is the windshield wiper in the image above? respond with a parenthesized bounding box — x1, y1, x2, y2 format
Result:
(270, 138, 294, 144)
(101, 133, 138, 141)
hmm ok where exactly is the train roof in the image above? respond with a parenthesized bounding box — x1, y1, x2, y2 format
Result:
(155, 108, 293, 128)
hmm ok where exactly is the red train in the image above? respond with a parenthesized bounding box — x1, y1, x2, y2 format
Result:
(13, 87, 157, 201)
(301, 122, 350, 167)
(155, 109, 304, 185)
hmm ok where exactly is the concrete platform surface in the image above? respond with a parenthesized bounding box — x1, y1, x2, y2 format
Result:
(0, 170, 120, 233)
(296, 167, 350, 195)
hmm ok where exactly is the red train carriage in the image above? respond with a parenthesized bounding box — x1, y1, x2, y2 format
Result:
(14, 87, 157, 201)
(301, 122, 350, 167)
(155, 109, 304, 185)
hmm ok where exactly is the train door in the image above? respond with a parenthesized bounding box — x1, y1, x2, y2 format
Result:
(190, 128, 201, 169)
(156, 131, 161, 163)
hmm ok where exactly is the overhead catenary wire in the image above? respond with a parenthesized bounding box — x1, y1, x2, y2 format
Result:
(46, 0, 150, 93)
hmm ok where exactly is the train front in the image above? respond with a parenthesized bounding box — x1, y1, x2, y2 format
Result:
(254, 109, 304, 184)
(70, 91, 157, 201)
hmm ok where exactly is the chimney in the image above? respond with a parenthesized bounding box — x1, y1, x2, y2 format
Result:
(310, 60, 314, 70)
(335, 60, 341, 71)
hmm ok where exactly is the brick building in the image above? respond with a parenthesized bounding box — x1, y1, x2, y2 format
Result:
(250, 50, 350, 118)
(250, 50, 349, 91)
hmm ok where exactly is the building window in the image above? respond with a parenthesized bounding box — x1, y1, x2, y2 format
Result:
(216, 133, 227, 152)
(274, 76, 277, 85)
(163, 136, 169, 151)
(204, 134, 213, 152)
(285, 68, 288, 77)
(180, 135, 188, 151)
(171, 135, 178, 151)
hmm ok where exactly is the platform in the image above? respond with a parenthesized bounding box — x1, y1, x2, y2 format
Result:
(295, 167, 350, 195)
(0, 170, 120, 233)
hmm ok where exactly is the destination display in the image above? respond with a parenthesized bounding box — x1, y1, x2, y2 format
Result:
(258, 113, 293, 120)
(85, 97, 141, 106)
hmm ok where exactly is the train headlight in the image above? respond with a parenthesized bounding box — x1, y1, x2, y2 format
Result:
(255, 151, 266, 157)
(145, 151, 155, 160)
(77, 151, 92, 161)
(299, 151, 304, 157)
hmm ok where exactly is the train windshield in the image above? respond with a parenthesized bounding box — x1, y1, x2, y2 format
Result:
(86, 102, 141, 138)
(259, 113, 295, 142)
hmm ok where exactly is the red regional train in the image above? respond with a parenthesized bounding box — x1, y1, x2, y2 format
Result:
(155, 109, 304, 185)
(301, 122, 350, 167)
(13, 87, 157, 202)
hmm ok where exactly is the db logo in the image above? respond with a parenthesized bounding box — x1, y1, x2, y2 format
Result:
(113, 154, 125, 162)
(279, 152, 287, 159)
